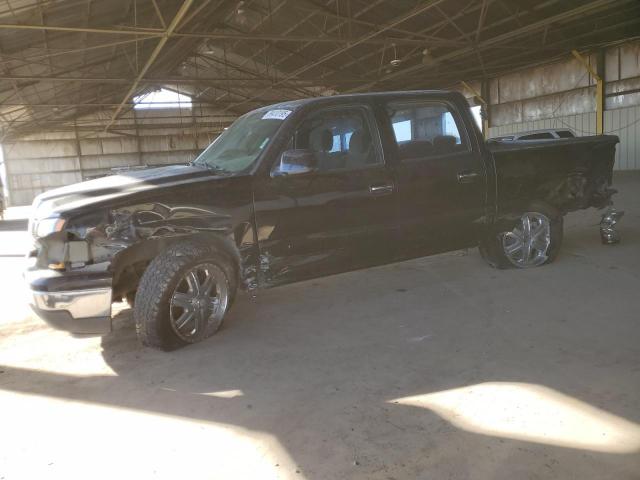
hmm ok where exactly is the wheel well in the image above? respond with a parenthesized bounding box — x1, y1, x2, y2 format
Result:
(111, 233, 241, 301)
(491, 199, 562, 235)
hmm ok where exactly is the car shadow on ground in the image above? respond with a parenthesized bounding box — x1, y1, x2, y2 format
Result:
(2, 246, 640, 478)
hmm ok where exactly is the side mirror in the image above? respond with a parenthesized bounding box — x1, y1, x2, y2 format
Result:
(272, 149, 317, 177)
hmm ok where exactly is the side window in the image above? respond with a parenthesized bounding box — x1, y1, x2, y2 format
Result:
(386, 101, 469, 160)
(292, 107, 382, 171)
(518, 132, 555, 140)
(556, 130, 575, 138)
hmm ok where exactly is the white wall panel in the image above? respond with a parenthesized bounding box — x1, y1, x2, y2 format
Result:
(4, 40, 640, 206)
(4, 139, 77, 159)
(606, 105, 640, 171)
(141, 151, 198, 165)
(3, 130, 207, 205)
(80, 153, 141, 171)
(5, 156, 80, 175)
(489, 106, 640, 170)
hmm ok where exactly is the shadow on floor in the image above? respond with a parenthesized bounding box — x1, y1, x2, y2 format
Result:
(1, 178, 639, 478)
(2, 248, 640, 479)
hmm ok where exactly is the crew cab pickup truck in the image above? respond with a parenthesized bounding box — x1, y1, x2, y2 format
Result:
(26, 91, 620, 350)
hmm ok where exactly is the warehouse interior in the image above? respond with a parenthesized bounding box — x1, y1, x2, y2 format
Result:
(1, 0, 640, 205)
(0, 1, 639, 479)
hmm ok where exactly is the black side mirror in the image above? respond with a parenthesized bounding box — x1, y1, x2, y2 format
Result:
(271, 149, 317, 177)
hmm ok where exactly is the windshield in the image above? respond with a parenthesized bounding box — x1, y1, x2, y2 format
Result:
(193, 108, 292, 173)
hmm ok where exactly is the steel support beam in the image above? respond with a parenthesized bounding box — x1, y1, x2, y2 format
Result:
(0, 75, 364, 86)
(0, 99, 284, 107)
(296, 0, 463, 45)
(350, 0, 623, 93)
(0, 23, 430, 46)
(481, 80, 491, 139)
(461, 80, 489, 138)
(150, 0, 166, 29)
(104, 0, 194, 132)
(596, 49, 606, 135)
(0, 23, 161, 36)
(174, 32, 429, 46)
(317, 0, 503, 84)
(572, 49, 604, 135)
(398, 13, 640, 92)
(225, 0, 446, 112)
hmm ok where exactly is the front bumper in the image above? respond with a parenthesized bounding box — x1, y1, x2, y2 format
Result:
(30, 287, 113, 335)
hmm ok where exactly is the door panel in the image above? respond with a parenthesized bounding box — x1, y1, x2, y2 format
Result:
(252, 105, 396, 286)
(383, 100, 487, 258)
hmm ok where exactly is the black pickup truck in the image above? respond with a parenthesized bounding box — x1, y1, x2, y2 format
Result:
(26, 90, 620, 350)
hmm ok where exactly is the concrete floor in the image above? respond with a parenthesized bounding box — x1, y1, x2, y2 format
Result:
(0, 173, 639, 480)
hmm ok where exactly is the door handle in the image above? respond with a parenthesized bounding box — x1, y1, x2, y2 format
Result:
(369, 183, 394, 195)
(457, 171, 480, 184)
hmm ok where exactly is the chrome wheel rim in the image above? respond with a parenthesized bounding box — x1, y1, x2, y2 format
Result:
(502, 212, 551, 268)
(169, 263, 229, 342)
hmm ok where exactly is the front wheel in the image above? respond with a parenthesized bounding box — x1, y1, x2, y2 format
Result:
(479, 202, 563, 269)
(134, 241, 237, 350)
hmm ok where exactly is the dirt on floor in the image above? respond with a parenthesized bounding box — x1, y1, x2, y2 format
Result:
(0, 173, 639, 480)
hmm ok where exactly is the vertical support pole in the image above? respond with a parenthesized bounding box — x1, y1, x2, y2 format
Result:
(132, 108, 143, 166)
(595, 79, 604, 135)
(0, 144, 8, 209)
(596, 49, 605, 135)
(191, 102, 198, 158)
(461, 80, 489, 139)
(481, 79, 491, 139)
(73, 120, 84, 181)
(572, 49, 604, 135)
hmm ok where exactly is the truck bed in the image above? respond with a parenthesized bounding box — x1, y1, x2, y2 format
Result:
(488, 135, 619, 215)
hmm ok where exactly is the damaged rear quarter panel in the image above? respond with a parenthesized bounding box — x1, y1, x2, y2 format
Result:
(489, 135, 619, 226)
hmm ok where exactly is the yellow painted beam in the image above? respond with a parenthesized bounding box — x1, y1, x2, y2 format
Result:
(104, 0, 194, 133)
(571, 50, 600, 81)
(595, 78, 604, 135)
(572, 50, 603, 134)
(461, 81, 489, 138)
(460, 81, 486, 105)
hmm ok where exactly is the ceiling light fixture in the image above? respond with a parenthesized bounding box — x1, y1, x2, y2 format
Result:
(389, 43, 401, 67)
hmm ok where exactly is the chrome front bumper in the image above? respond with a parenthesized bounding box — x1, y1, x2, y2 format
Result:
(30, 288, 113, 335)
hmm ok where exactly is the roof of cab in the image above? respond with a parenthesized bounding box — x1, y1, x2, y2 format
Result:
(262, 90, 459, 111)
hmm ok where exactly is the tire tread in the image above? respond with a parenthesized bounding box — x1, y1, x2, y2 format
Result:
(134, 241, 236, 350)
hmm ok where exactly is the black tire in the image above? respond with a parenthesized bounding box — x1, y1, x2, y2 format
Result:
(479, 201, 563, 269)
(134, 241, 237, 350)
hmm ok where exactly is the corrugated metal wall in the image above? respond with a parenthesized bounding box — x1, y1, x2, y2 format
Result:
(606, 105, 640, 171)
(1, 107, 229, 206)
(3, 40, 640, 206)
(487, 39, 640, 171)
(489, 112, 597, 138)
(488, 105, 640, 171)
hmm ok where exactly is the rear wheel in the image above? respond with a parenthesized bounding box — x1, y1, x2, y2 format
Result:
(479, 202, 563, 269)
(134, 241, 237, 350)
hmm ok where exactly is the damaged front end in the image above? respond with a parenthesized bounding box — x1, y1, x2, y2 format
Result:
(25, 210, 115, 335)
(25, 185, 259, 335)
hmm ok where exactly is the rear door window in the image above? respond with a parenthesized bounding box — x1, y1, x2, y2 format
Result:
(386, 101, 469, 160)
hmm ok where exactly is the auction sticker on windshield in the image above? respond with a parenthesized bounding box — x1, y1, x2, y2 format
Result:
(262, 109, 292, 120)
